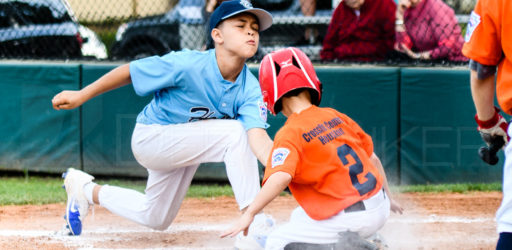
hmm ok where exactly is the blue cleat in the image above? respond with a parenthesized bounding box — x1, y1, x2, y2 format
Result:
(63, 168, 94, 236)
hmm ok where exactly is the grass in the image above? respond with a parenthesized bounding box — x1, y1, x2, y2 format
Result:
(393, 182, 502, 193)
(0, 176, 66, 205)
(0, 176, 235, 206)
(0, 176, 502, 206)
(94, 179, 236, 197)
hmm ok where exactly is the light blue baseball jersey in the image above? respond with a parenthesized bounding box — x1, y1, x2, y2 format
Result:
(129, 49, 269, 130)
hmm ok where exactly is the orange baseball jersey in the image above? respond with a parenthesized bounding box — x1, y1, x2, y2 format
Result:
(462, 0, 512, 114)
(263, 106, 383, 220)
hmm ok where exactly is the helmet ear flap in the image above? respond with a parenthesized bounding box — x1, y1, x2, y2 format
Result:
(316, 83, 323, 105)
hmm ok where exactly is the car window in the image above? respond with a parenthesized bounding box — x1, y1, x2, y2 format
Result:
(0, 0, 71, 28)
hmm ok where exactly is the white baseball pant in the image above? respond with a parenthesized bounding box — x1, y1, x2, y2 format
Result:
(96, 119, 261, 230)
(496, 124, 512, 233)
(265, 189, 390, 250)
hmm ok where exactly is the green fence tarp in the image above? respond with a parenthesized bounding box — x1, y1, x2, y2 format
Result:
(0, 63, 81, 173)
(1, 64, 504, 185)
(400, 68, 502, 184)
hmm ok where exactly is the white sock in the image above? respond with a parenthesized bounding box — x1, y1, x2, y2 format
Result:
(83, 182, 97, 205)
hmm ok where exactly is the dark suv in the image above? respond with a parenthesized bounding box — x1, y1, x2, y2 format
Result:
(110, 0, 333, 61)
(0, 0, 82, 59)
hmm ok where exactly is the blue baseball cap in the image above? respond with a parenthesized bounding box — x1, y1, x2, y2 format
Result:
(208, 0, 273, 37)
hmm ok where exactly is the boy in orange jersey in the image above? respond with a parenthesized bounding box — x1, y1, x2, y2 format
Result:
(462, 0, 512, 248)
(220, 47, 403, 249)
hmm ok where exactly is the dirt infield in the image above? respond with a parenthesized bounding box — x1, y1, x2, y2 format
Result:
(0, 192, 502, 249)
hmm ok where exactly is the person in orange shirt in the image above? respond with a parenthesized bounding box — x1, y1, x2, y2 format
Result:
(462, 0, 512, 248)
(220, 47, 403, 249)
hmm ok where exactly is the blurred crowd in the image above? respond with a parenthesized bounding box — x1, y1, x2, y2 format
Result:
(320, 0, 467, 62)
(177, 0, 468, 63)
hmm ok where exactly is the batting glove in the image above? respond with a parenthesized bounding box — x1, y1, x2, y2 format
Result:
(475, 107, 510, 147)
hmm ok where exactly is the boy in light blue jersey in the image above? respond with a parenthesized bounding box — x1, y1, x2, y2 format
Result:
(52, 0, 275, 248)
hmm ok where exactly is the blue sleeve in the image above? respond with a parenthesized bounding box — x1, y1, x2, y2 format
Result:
(129, 53, 179, 96)
(237, 71, 270, 130)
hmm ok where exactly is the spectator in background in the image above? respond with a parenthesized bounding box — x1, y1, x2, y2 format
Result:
(320, 0, 396, 62)
(205, 0, 220, 18)
(394, 0, 468, 62)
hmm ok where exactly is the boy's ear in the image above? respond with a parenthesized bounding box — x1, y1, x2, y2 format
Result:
(211, 28, 224, 46)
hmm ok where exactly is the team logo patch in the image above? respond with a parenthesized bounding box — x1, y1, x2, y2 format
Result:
(259, 100, 268, 122)
(465, 11, 481, 42)
(240, 0, 252, 8)
(271, 148, 290, 168)
(280, 59, 293, 68)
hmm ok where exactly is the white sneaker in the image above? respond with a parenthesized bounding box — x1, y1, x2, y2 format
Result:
(235, 214, 276, 250)
(63, 168, 94, 236)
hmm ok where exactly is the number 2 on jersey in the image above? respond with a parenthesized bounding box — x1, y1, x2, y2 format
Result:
(337, 144, 377, 196)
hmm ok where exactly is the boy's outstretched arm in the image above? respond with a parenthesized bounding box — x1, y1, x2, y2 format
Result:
(52, 64, 132, 110)
(220, 171, 291, 238)
(247, 128, 273, 167)
(370, 153, 404, 214)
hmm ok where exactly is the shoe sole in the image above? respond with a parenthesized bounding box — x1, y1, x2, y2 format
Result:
(65, 196, 82, 235)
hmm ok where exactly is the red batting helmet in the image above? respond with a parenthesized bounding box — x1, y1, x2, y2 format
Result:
(259, 47, 322, 115)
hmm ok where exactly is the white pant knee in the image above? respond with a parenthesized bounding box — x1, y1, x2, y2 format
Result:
(135, 197, 181, 230)
(144, 215, 173, 231)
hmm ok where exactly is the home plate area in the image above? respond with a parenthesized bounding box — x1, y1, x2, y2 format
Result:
(0, 193, 501, 249)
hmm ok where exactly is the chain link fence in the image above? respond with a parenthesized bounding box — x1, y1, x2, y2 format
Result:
(0, 0, 475, 65)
